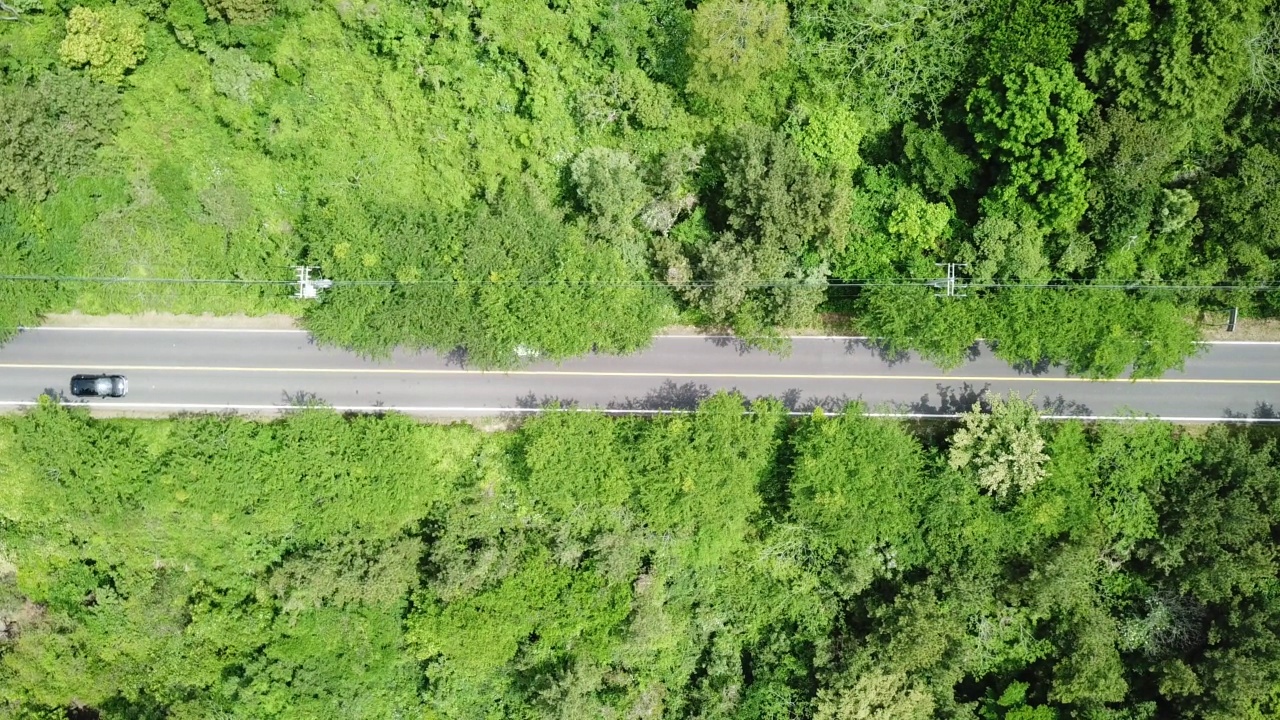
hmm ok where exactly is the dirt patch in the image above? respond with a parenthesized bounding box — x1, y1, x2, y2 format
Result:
(33, 314, 859, 338)
(1197, 311, 1280, 342)
(38, 311, 301, 330)
(657, 316, 861, 338)
(31, 310, 1275, 341)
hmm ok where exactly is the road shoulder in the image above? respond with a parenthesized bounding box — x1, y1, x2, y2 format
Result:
(37, 312, 301, 330)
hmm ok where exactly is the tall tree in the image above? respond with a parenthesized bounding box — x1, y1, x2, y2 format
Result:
(684, 0, 790, 120)
(673, 127, 847, 333)
(949, 392, 1049, 498)
(1083, 0, 1269, 134)
(968, 63, 1094, 235)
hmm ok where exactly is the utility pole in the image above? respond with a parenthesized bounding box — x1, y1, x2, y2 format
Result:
(933, 263, 969, 298)
(293, 266, 333, 300)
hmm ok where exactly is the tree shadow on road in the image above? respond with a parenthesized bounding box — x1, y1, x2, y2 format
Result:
(1218, 402, 1280, 443)
(1011, 357, 1054, 376)
(705, 335, 762, 356)
(281, 389, 326, 408)
(904, 382, 990, 415)
(843, 338, 911, 367)
(444, 346, 470, 368)
(514, 392, 579, 410)
(1039, 394, 1092, 417)
(843, 339, 985, 369)
(608, 380, 713, 411)
(40, 387, 68, 404)
(787, 392, 859, 414)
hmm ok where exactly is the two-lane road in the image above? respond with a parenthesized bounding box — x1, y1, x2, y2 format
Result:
(1, 327, 1278, 420)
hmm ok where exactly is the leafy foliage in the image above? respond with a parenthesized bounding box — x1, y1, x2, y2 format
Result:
(203, 0, 273, 25)
(570, 146, 651, 265)
(1198, 143, 1280, 286)
(792, 0, 981, 125)
(949, 392, 1049, 497)
(58, 6, 147, 85)
(1083, 0, 1269, 131)
(0, 70, 119, 201)
(2, 0, 1279, 373)
(968, 63, 1093, 233)
(3, 399, 1280, 717)
(783, 99, 864, 175)
(666, 126, 846, 333)
(303, 181, 667, 365)
(684, 0, 790, 121)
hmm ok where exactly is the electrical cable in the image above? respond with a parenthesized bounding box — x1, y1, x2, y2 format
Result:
(0, 274, 1274, 292)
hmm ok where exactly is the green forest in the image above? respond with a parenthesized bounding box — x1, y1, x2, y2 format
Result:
(2, 397, 1280, 718)
(5, 1, 1280, 717)
(1, 0, 1278, 371)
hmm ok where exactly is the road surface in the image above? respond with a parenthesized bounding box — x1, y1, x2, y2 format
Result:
(1, 327, 1278, 421)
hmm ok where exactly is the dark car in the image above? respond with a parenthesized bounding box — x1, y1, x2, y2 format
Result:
(70, 374, 129, 398)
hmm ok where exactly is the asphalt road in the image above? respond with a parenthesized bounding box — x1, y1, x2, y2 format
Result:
(1, 327, 1279, 421)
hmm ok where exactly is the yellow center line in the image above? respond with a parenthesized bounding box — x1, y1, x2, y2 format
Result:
(1, 363, 1278, 384)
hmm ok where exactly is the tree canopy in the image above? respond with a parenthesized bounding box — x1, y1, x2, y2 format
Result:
(3, 399, 1280, 718)
(1, 0, 1278, 368)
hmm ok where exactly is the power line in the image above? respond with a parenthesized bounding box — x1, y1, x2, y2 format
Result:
(0, 274, 296, 285)
(967, 281, 1276, 291)
(0, 274, 935, 288)
(0, 273, 1275, 292)
(934, 263, 969, 297)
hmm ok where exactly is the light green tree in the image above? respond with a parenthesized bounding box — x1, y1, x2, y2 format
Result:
(58, 6, 147, 85)
(788, 409, 925, 592)
(887, 186, 951, 255)
(815, 665, 936, 720)
(949, 391, 1048, 497)
(783, 100, 864, 175)
(792, 0, 981, 124)
(570, 147, 651, 260)
(685, 0, 790, 119)
(203, 0, 274, 24)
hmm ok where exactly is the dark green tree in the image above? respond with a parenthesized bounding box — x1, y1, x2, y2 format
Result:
(0, 71, 119, 201)
(967, 63, 1094, 234)
(674, 127, 847, 333)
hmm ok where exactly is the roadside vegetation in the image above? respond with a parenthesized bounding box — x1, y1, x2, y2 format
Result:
(1, 0, 1278, 371)
(3, 396, 1280, 717)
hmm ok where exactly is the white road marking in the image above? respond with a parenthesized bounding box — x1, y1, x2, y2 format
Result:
(1, 362, 1278, 383)
(0, 400, 1274, 423)
(16, 327, 1280, 346)
(17, 326, 308, 333)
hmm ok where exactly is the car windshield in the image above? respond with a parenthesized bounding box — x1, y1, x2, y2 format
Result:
(95, 379, 112, 394)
